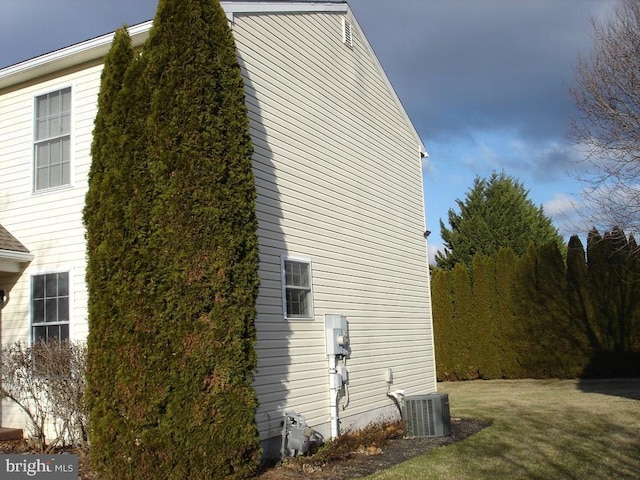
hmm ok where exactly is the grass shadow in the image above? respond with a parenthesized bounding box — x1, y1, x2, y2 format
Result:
(578, 378, 640, 400)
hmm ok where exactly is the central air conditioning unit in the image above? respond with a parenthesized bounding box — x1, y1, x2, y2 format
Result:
(402, 393, 451, 437)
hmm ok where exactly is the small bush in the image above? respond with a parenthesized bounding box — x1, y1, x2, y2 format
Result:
(0, 340, 88, 452)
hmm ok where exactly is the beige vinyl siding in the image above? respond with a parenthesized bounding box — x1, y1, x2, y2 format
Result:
(0, 66, 99, 428)
(233, 11, 433, 441)
(0, 65, 101, 349)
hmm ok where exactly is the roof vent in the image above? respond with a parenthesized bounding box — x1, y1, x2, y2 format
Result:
(342, 17, 354, 48)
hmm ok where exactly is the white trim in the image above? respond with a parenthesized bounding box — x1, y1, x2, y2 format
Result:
(0, 22, 151, 91)
(280, 254, 314, 320)
(0, 3, 347, 88)
(0, 249, 33, 273)
(0, 249, 34, 263)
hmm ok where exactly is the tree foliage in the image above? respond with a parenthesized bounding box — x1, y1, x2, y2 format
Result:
(571, 0, 640, 233)
(431, 230, 640, 381)
(435, 172, 564, 269)
(85, 1, 261, 478)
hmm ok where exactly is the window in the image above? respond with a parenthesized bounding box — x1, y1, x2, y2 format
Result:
(34, 87, 71, 191)
(32, 272, 70, 342)
(282, 257, 313, 319)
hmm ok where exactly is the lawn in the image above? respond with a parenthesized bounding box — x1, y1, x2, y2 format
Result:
(366, 378, 640, 480)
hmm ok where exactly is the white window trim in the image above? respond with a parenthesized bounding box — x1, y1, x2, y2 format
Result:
(31, 83, 75, 194)
(29, 267, 74, 344)
(281, 255, 314, 320)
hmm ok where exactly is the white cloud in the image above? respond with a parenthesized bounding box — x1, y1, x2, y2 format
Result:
(427, 242, 443, 265)
(544, 193, 577, 217)
(543, 193, 582, 237)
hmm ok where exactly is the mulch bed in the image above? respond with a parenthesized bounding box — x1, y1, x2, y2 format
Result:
(253, 418, 490, 480)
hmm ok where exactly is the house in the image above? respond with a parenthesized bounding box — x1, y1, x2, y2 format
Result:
(0, 1, 435, 456)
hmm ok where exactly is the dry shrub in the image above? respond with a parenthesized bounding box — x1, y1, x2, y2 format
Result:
(0, 340, 88, 452)
(289, 419, 404, 467)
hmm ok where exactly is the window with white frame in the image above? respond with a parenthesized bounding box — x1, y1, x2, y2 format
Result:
(282, 257, 313, 319)
(34, 87, 71, 191)
(32, 272, 70, 342)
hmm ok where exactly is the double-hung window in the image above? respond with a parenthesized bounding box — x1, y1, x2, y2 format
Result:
(282, 256, 313, 319)
(32, 272, 70, 342)
(34, 87, 71, 191)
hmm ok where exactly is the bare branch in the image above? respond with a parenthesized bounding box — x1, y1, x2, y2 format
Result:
(570, 0, 640, 233)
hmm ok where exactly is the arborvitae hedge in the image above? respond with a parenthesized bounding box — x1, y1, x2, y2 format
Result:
(494, 247, 518, 377)
(431, 231, 640, 380)
(85, 1, 261, 478)
(451, 263, 476, 379)
(431, 269, 454, 379)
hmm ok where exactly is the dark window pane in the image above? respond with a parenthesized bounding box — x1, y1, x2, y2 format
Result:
(33, 299, 45, 323)
(33, 326, 46, 343)
(45, 298, 57, 322)
(57, 272, 69, 296)
(58, 299, 69, 322)
(59, 324, 69, 341)
(33, 276, 45, 299)
(47, 325, 59, 340)
(45, 274, 57, 298)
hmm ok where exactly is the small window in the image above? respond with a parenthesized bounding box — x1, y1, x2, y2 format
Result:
(34, 87, 72, 191)
(282, 257, 313, 319)
(32, 272, 70, 342)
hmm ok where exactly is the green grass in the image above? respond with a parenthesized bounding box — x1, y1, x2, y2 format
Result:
(366, 379, 640, 480)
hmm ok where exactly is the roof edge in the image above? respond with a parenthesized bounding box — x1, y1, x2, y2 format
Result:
(0, 249, 34, 263)
(0, 3, 349, 91)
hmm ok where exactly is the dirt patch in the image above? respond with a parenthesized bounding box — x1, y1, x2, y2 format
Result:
(0, 418, 488, 479)
(253, 418, 489, 480)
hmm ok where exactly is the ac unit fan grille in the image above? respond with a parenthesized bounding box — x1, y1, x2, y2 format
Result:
(403, 393, 451, 438)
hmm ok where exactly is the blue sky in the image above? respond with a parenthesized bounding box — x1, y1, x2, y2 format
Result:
(0, 0, 620, 262)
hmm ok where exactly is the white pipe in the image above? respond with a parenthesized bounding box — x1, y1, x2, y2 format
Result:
(328, 354, 339, 438)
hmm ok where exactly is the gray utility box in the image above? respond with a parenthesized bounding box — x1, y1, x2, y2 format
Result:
(403, 393, 452, 437)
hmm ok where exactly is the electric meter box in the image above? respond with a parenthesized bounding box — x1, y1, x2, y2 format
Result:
(325, 314, 350, 356)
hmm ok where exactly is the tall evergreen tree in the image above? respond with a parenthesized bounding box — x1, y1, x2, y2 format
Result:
(435, 172, 564, 270)
(84, 27, 138, 472)
(86, 1, 261, 478)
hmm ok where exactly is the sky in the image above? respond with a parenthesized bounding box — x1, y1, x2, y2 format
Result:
(0, 0, 621, 262)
